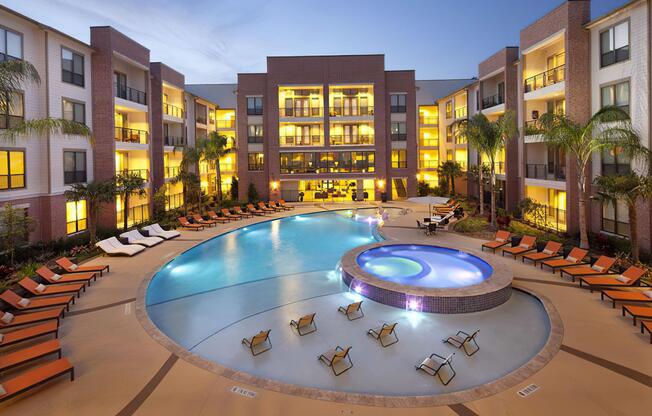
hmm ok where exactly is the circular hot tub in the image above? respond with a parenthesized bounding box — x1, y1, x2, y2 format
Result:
(340, 242, 513, 313)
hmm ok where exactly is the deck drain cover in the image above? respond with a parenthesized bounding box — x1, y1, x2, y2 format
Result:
(517, 384, 540, 397)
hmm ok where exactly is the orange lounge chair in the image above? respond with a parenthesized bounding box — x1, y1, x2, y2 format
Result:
(481, 231, 511, 253)
(622, 305, 652, 326)
(36, 266, 96, 286)
(0, 339, 62, 373)
(271, 201, 290, 211)
(0, 358, 74, 403)
(267, 201, 283, 212)
(579, 266, 646, 292)
(55, 257, 109, 276)
(641, 321, 652, 344)
(600, 289, 652, 308)
(257, 202, 275, 214)
(0, 321, 59, 348)
(501, 235, 536, 259)
(19, 277, 85, 298)
(178, 216, 204, 230)
(540, 248, 589, 273)
(278, 200, 295, 210)
(522, 241, 562, 265)
(560, 255, 616, 281)
(0, 290, 74, 314)
(247, 204, 265, 216)
(233, 206, 253, 218)
(0, 308, 64, 330)
(221, 208, 243, 221)
(205, 210, 230, 223)
(192, 214, 217, 227)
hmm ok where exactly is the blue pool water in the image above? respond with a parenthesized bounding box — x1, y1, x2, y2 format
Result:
(357, 244, 493, 288)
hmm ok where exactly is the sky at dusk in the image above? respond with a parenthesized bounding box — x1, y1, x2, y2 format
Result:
(4, 0, 630, 83)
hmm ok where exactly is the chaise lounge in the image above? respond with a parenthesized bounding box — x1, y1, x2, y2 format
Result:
(338, 301, 364, 320)
(415, 352, 456, 385)
(522, 241, 563, 265)
(0, 321, 59, 348)
(192, 214, 218, 227)
(96, 237, 146, 256)
(289, 313, 317, 336)
(622, 305, 652, 326)
(502, 235, 536, 259)
(119, 229, 164, 247)
(18, 277, 85, 298)
(600, 289, 652, 308)
(233, 206, 254, 218)
(0, 339, 62, 373)
(367, 322, 399, 347)
(141, 223, 181, 240)
(241, 330, 272, 356)
(178, 217, 205, 231)
(278, 200, 294, 210)
(0, 358, 74, 403)
(318, 346, 353, 376)
(540, 247, 588, 273)
(579, 266, 646, 292)
(0, 290, 74, 314)
(246, 204, 265, 216)
(559, 255, 616, 281)
(443, 329, 480, 356)
(0, 308, 64, 330)
(37, 266, 96, 286)
(55, 257, 109, 276)
(257, 202, 275, 214)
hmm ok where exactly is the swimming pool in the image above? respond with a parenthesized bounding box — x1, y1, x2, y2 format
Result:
(356, 244, 493, 289)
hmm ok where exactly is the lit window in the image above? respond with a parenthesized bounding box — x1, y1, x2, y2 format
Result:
(66, 199, 87, 234)
(445, 101, 452, 118)
(600, 21, 629, 67)
(247, 125, 263, 143)
(391, 149, 407, 169)
(248, 152, 264, 171)
(0, 149, 25, 190)
(62, 48, 84, 87)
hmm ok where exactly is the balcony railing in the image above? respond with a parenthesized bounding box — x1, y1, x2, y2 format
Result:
(524, 120, 543, 136)
(419, 116, 437, 125)
(330, 135, 374, 146)
(247, 136, 264, 144)
(118, 168, 149, 180)
(483, 161, 505, 175)
(391, 105, 407, 113)
(329, 106, 374, 117)
(163, 103, 184, 118)
(482, 94, 504, 109)
(0, 115, 24, 129)
(524, 64, 565, 93)
(115, 127, 148, 144)
(454, 106, 467, 119)
(525, 164, 566, 181)
(115, 83, 147, 105)
(279, 107, 323, 117)
(524, 205, 567, 232)
(391, 133, 407, 141)
(165, 166, 180, 178)
(117, 203, 149, 227)
(280, 135, 323, 146)
(164, 136, 185, 147)
(165, 193, 183, 211)
(455, 135, 467, 144)
(419, 159, 438, 169)
(216, 119, 235, 129)
(420, 138, 439, 147)
(601, 163, 631, 176)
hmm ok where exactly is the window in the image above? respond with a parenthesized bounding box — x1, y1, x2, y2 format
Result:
(248, 152, 264, 171)
(279, 151, 374, 174)
(446, 150, 453, 161)
(390, 94, 406, 113)
(195, 103, 207, 124)
(0, 28, 23, 61)
(0, 92, 24, 129)
(61, 48, 84, 87)
(601, 81, 629, 114)
(600, 21, 629, 67)
(62, 99, 85, 125)
(0, 149, 25, 190)
(390, 122, 407, 141)
(391, 149, 407, 169)
(247, 97, 263, 115)
(66, 199, 87, 234)
(602, 199, 629, 237)
(601, 147, 631, 175)
(247, 125, 263, 143)
(475, 90, 480, 111)
(445, 101, 452, 118)
(64, 151, 86, 184)
(446, 125, 453, 143)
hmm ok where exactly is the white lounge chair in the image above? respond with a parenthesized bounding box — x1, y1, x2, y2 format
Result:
(142, 223, 180, 240)
(119, 230, 163, 247)
(96, 237, 145, 256)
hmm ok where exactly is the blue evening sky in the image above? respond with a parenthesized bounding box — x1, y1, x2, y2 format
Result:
(4, 0, 629, 83)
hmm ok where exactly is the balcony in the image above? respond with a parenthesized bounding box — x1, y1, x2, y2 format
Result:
(164, 136, 185, 147)
(330, 134, 374, 146)
(329, 106, 374, 117)
(280, 135, 323, 146)
(419, 159, 438, 169)
(0, 115, 24, 129)
(165, 166, 180, 179)
(455, 135, 467, 145)
(115, 84, 147, 105)
(524, 205, 566, 232)
(524, 120, 543, 136)
(163, 103, 184, 118)
(525, 164, 566, 181)
(115, 127, 148, 144)
(117, 203, 149, 227)
(454, 106, 467, 119)
(419, 116, 437, 126)
(118, 168, 149, 180)
(482, 94, 504, 109)
(217, 119, 235, 129)
(420, 138, 439, 147)
(280, 107, 322, 118)
(524, 65, 565, 93)
(165, 193, 183, 211)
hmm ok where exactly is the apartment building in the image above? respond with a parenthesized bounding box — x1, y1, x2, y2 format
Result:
(0, 6, 94, 242)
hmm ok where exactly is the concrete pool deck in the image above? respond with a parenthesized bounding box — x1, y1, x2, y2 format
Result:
(0, 202, 651, 415)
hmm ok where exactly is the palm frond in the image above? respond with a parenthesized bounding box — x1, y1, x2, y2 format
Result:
(0, 60, 40, 95)
(0, 118, 93, 144)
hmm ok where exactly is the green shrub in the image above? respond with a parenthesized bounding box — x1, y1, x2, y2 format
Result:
(453, 216, 488, 233)
(507, 220, 564, 243)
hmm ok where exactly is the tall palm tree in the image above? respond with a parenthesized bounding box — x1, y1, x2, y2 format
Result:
(594, 173, 652, 262)
(538, 106, 650, 248)
(114, 172, 146, 230)
(64, 180, 115, 244)
(171, 169, 199, 215)
(200, 132, 232, 205)
(0, 60, 92, 142)
(437, 161, 464, 196)
(178, 145, 203, 212)
(455, 111, 517, 228)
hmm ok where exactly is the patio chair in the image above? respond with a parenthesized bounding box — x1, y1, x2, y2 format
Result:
(318, 346, 353, 376)
(192, 214, 218, 227)
(0, 321, 59, 349)
(481, 231, 511, 253)
(416, 220, 427, 232)
(96, 237, 146, 256)
(0, 358, 74, 403)
(0, 339, 62, 373)
(257, 202, 275, 214)
(119, 229, 164, 247)
(540, 247, 589, 273)
(600, 289, 652, 308)
(641, 321, 652, 344)
(367, 322, 399, 347)
(579, 266, 646, 292)
(502, 235, 536, 259)
(560, 255, 616, 281)
(246, 204, 265, 216)
(622, 305, 652, 326)
(233, 206, 254, 218)
(0, 308, 64, 330)
(415, 352, 456, 385)
(241, 330, 272, 356)
(289, 313, 317, 336)
(443, 330, 480, 356)
(55, 257, 109, 276)
(522, 241, 563, 265)
(141, 223, 180, 240)
(178, 217, 204, 231)
(271, 201, 291, 211)
(36, 266, 96, 286)
(0, 290, 74, 314)
(279, 200, 295, 210)
(338, 301, 364, 321)
(18, 277, 85, 298)
(220, 208, 242, 220)
(267, 201, 284, 212)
